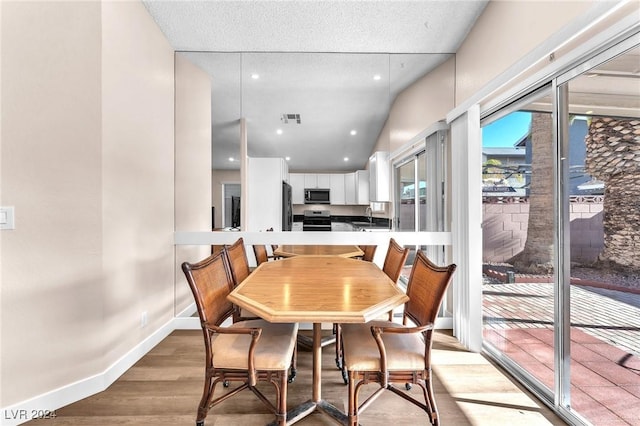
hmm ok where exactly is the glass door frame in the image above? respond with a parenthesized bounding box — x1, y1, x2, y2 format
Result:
(479, 33, 640, 426)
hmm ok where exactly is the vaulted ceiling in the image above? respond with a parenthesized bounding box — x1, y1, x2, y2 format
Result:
(142, 1, 489, 170)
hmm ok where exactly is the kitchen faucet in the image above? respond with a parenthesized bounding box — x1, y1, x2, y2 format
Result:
(365, 206, 373, 224)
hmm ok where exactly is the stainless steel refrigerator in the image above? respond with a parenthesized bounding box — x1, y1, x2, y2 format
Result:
(282, 181, 293, 231)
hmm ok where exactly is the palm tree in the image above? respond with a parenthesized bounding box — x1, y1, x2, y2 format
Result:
(584, 116, 640, 272)
(509, 112, 554, 274)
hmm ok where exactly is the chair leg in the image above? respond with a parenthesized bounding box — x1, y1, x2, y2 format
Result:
(288, 342, 297, 383)
(196, 374, 216, 426)
(424, 377, 439, 426)
(347, 371, 358, 426)
(276, 371, 288, 426)
(334, 323, 342, 369)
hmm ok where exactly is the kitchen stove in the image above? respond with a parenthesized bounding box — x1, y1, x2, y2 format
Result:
(302, 210, 331, 231)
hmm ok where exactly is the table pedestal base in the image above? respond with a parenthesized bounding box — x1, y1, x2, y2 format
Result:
(267, 399, 351, 426)
(267, 324, 357, 426)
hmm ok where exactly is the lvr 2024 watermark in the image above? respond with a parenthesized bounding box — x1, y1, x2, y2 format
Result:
(3, 409, 57, 421)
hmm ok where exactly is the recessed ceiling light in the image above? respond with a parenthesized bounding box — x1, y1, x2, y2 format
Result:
(343, 157, 349, 162)
(350, 130, 357, 136)
(228, 157, 234, 162)
(373, 74, 381, 81)
(285, 156, 290, 161)
(276, 129, 283, 135)
(251, 73, 260, 79)
(585, 110, 593, 114)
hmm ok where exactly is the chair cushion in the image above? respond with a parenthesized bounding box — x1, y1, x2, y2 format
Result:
(342, 321, 425, 372)
(212, 320, 298, 371)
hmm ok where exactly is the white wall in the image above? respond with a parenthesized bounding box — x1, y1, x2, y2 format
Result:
(1, 0, 176, 410)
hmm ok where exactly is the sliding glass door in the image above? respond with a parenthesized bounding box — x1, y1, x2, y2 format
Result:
(481, 38, 640, 425)
(394, 127, 449, 295)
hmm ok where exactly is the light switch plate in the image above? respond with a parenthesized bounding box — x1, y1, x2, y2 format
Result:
(0, 206, 15, 230)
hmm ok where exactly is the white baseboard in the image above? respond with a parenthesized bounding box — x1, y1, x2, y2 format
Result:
(1, 315, 177, 426)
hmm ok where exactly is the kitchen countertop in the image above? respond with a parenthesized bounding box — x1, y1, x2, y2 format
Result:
(296, 214, 391, 231)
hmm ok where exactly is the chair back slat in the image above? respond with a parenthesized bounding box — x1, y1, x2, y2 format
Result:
(253, 244, 269, 266)
(382, 238, 410, 283)
(182, 250, 236, 328)
(226, 237, 251, 286)
(358, 245, 377, 262)
(404, 251, 456, 327)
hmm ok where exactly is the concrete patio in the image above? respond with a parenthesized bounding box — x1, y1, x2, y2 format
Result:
(483, 281, 640, 425)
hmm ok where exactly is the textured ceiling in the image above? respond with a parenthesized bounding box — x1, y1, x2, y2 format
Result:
(142, 0, 489, 170)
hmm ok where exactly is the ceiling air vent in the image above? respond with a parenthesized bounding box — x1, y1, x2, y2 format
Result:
(281, 113, 301, 124)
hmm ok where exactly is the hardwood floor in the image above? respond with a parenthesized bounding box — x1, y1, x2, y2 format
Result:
(26, 330, 566, 425)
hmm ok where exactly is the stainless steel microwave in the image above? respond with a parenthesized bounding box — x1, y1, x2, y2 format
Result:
(304, 188, 330, 204)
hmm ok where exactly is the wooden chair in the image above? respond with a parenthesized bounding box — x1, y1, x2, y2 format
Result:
(253, 244, 270, 266)
(340, 251, 456, 426)
(336, 239, 408, 377)
(226, 238, 259, 322)
(382, 238, 410, 284)
(358, 245, 377, 262)
(181, 250, 299, 426)
(226, 237, 251, 285)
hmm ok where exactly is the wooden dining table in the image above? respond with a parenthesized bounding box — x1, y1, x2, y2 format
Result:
(227, 255, 409, 425)
(273, 244, 363, 258)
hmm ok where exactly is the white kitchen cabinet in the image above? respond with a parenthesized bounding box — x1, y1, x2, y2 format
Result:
(289, 173, 305, 204)
(317, 174, 331, 188)
(304, 173, 317, 188)
(345, 170, 369, 205)
(246, 157, 288, 231)
(356, 170, 370, 205)
(369, 151, 390, 202)
(304, 173, 331, 189)
(345, 172, 357, 205)
(329, 174, 346, 205)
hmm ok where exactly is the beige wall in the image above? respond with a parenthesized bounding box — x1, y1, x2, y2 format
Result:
(175, 53, 212, 313)
(454, 1, 596, 105)
(1, 1, 103, 405)
(1, 0, 176, 407)
(372, 57, 456, 154)
(372, 1, 599, 158)
(101, 0, 175, 372)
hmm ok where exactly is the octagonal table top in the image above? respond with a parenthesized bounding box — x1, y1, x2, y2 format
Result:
(228, 255, 408, 324)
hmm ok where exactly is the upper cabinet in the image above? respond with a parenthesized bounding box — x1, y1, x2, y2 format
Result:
(304, 173, 330, 189)
(345, 170, 369, 205)
(290, 173, 305, 204)
(330, 174, 346, 205)
(369, 151, 390, 202)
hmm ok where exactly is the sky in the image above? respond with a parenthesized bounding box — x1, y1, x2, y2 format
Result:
(482, 111, 532, 148)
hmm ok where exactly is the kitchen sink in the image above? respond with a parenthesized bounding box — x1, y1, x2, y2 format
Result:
(350, 221, 390, 231)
